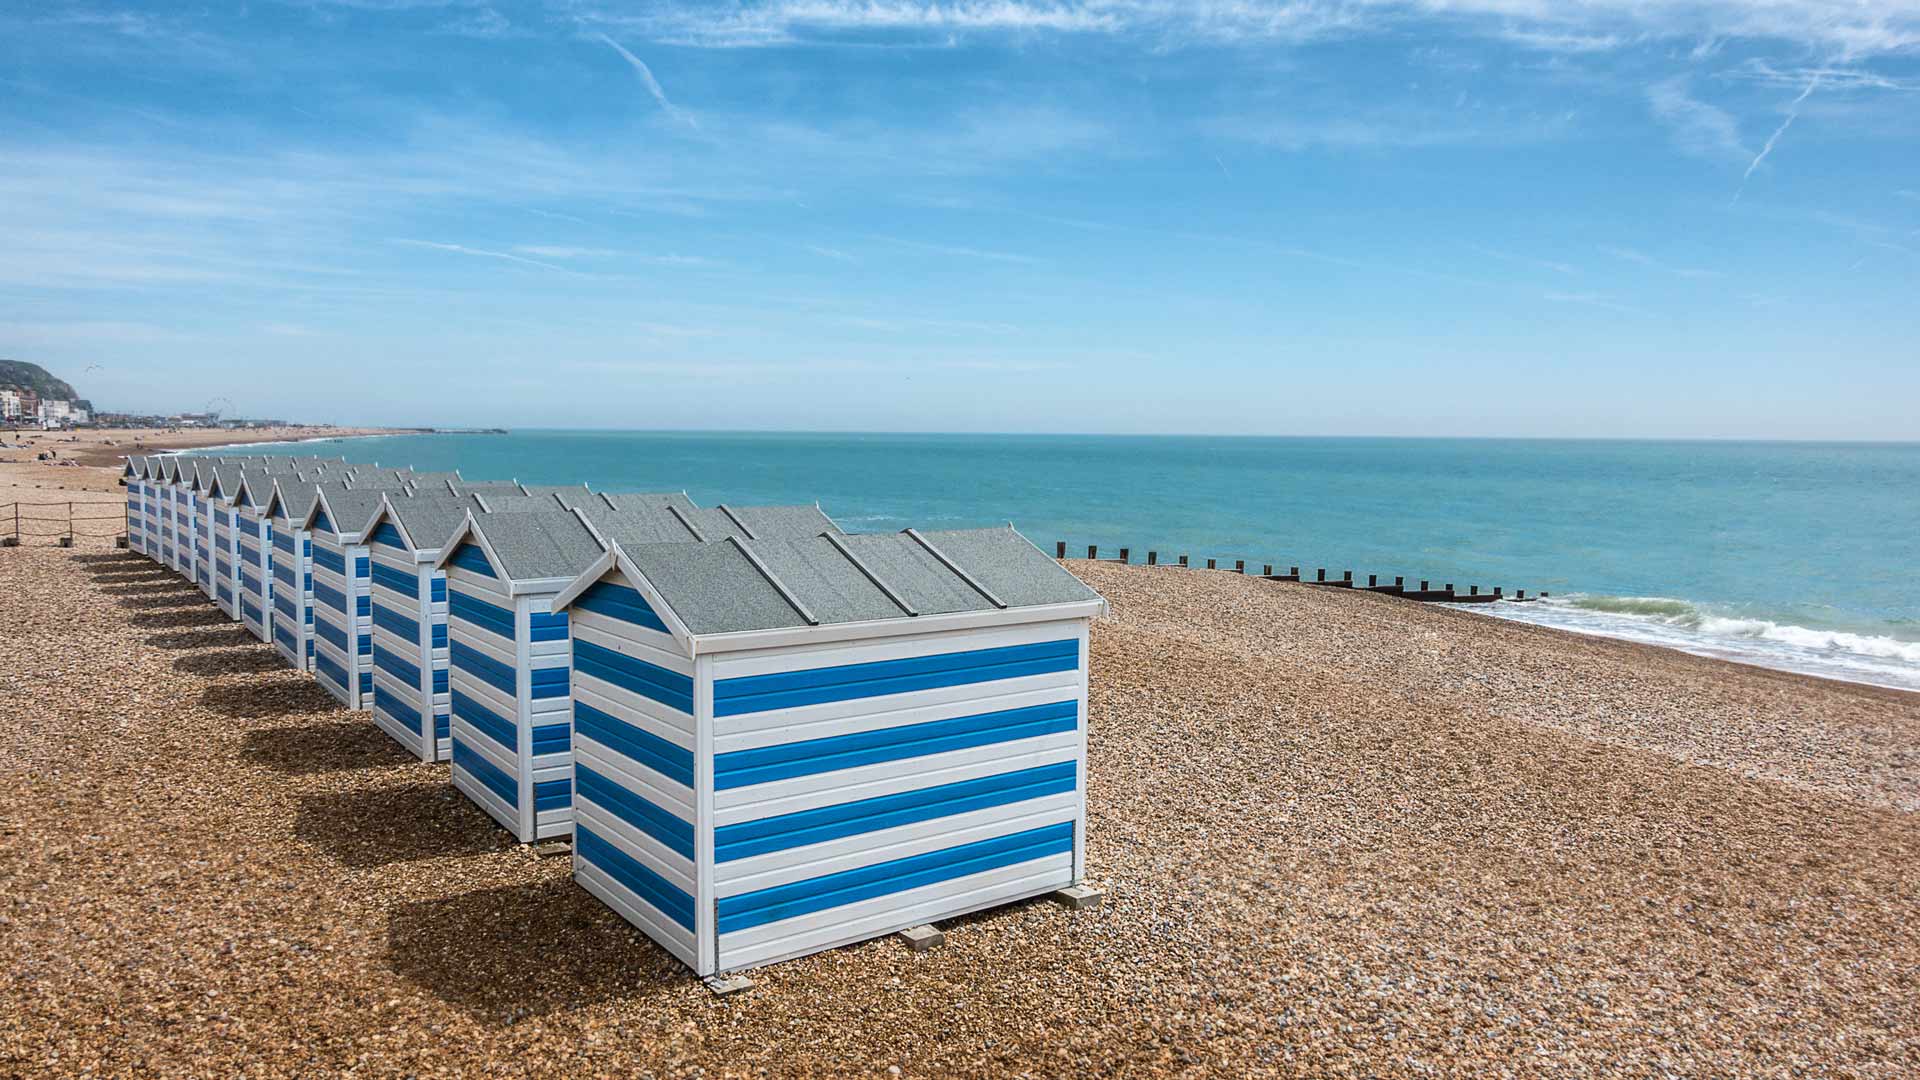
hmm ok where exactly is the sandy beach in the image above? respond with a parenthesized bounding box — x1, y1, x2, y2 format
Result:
(1, 465, 1915, 1076)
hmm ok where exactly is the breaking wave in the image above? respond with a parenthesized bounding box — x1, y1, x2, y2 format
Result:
(1484, 594, 1920, 692)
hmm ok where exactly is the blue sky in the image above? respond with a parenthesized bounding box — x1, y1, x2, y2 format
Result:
(3, 2, 1917, 438)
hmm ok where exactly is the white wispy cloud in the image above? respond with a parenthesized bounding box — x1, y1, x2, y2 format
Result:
(595, 32, 697, 128)
(579, 0, 1920, 56)
(1734, 73, 1820, 201)
(1544, 290, 1648, 315)
(393, 239, 573, 272)
(513, 244, 618, 258)
(1647, 77, 1749, 163)
(806, 244, 857, 261)
(870, 235, 1039, 264)
(1472, 245, 1579, 276)
(1601, 245, 1722, 279)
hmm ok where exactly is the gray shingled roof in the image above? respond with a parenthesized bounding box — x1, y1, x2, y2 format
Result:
(576, 500, 837, 548)
(461, 509, 606, 582)
(450, 481, 525, 497)
(382, 496, 485, 554)
(599, 491, 698, 515)
(314, 487, 397, 539)
(612, 526, 1100, 636)
(520, 484, 599, 508)
(268, 479, 320, 522)
(472, 493, 566, 514)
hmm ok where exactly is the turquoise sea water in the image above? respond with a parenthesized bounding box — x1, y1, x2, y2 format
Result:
(213, 432, 1920, 691)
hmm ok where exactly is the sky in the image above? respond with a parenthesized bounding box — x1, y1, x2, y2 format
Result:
(2, 1, 1917, 438)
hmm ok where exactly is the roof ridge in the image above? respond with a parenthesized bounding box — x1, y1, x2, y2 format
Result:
(729, 536, 819, 626)
(823, 530, 917, 617)
(903, 527, 1006, 609)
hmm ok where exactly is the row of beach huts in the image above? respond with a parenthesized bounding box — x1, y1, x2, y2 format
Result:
(120, 452, 1107, 985)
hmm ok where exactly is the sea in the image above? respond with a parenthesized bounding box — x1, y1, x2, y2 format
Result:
(209, 432, 1920, 693)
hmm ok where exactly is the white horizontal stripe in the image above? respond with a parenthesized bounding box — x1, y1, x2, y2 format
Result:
(573, 800, 696, 896)
(714, 679, 1080, 753)
(530, 756, 570, 781)
(716, 852, 1073, 972)
(572, 675, 694, 742)
(449, 715, 517, 777)
(529, 638, 569, 661)
(448, 670, 516, 723)
(714, 793, 1079, 896)
(370, 705, 428, 761)
(446, 621, 516, 668)
(573, 858, 697, 968)
(533, 808, 573, 837)
(369, 623, 419, 657)
(568, 611, 687, 667)
(450, 761, 522, 839)
(575, 740, 695, 821)
(715, 734, 1081, 821)
(709, 619, 1077, 679)
(445, 568, 509, 599)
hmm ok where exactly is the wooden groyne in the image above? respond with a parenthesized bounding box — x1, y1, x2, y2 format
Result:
(1054, 542, 1548, 604)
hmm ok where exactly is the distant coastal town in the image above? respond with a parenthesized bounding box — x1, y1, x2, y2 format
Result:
(1, 357, 303, 432)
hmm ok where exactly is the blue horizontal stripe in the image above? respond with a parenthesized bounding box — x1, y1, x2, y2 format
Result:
(356, 594, 372, 618)
(532, 778, 571, 812)
(713, 639, 1080, 717)
(529, 664, 570, 700)
(374, 643, 422, 688)
(576, 826, 695, 931)
(371, 601, 419, 643)
(430, 622, 447, 650)
(447, 542, 496, 578)
(432, 667, 448, 695)
(716, 761, 1077, 863)
(360, 671, 373, 694)
(450, 640, 515, 695)
(274, 590, 299, 620)
(358, 632, 372, 657)
(273, 528, 296, 555)
(572, 639, 693, 716)
(217, 584, 233, 603)
(370, 522, 406, 550)
(716, 821, 1074, 935)
(435, 713, 450, 742)
(528, 611, 569, 643)
(274, 623, 297, 651)
(355, 556, 370, 579)
(430, 576, 447, 604)
(315, 651, 348, 695)
(451, 689, 515, 751)
(531, 721, 570, 757)
(242, 598, 261, 623)
(573, 700, 694, 789)
(274, 559, 297, 588)
(374, 683, 422, 735)
(714, 699, 1079, 791)
(572, 580, 670, 634)
(369, 560, 419, 599)
(313, 580, 346, 615)
(453, 738, 517, 809)
(449, 590, 513, 641)
(243, 544, 263, 567)
(312, 544, 345, 575)
(313, 614, 348, 652)
(576, 764, 693, 859)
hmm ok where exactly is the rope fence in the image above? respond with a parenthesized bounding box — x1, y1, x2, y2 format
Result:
(1, 501, 129, 548)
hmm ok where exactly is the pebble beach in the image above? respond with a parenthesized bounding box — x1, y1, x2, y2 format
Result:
(2, 471, 1918, 1077)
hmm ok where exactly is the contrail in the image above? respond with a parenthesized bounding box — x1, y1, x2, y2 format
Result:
(1733, 74, 1819, 204)
(597, 32, 697, 128)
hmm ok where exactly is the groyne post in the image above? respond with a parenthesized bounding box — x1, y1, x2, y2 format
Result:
(1206, 558, 1216, 570)
(1178, 555, 1188, 568)
(1118, 548, 1129, 564)
(1056, 541, 1066, 558)
(1235, 560, 1245, 574)
(1147, 551, 1157, 565)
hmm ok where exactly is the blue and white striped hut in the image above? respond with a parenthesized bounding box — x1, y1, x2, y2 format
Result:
(263, 478, 328, 671)
(432, 508, 618, 842)
(299, 480, 414, 706)
(547, 525, 1104, 977)
(205, 464, 253, 620)
(431, 500, 843, 844)
(189, 458, 226, 593)
(153, 457, 186, 573)
(121, 457, 153, 557)
(363, 494, 480, 762)
(233, 464, 327, 644)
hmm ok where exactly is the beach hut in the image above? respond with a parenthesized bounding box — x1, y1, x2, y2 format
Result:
(547, 525, 1103, 977)
(205, 465, 253, 620)
(122, 457, 152, 557)
(234, 466, 309, 643)
(433, 508, 617, 842)
(363, 494, 481, 761)
(301, 481, 415, 707)
(264, 478, 327, 671)
(431, 500, 842, 844)
(189, 459, 225, 593)
(151, 457, 183, 573)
